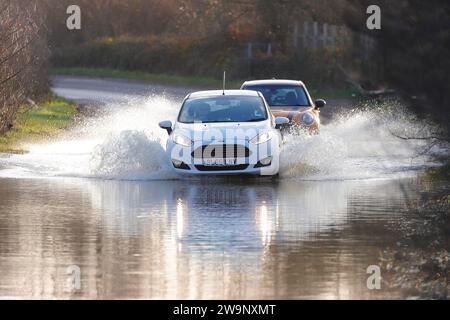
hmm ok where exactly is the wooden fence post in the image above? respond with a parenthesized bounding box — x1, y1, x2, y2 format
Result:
(322, 23, 328, 47)
(331, 25, 337, 47)
(267, 43, 272, 57)
(303, 21, 309, 48)
(293, 22, 298, 48)
(312, 21, 318, 49)
(247, 42, 253, 59)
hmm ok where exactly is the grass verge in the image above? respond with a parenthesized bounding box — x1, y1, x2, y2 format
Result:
(51, 67, 359, 99)
(51, 67, 243, 89)
(0, 97, 77, 153)
(422, 164, 450, 181)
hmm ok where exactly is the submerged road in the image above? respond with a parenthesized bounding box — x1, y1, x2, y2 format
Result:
(0, 75, 443, 299)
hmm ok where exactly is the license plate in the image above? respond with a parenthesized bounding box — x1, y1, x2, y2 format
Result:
(203, 158, 237, 166)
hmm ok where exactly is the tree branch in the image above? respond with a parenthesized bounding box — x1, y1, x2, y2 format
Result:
(389, 129, 450, 142)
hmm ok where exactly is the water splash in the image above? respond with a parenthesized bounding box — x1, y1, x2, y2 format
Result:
(0, 95, 177, 179)
(280, 103, 447, 180)
(89, 130, 174, 180)
(0, 97, 447, 180)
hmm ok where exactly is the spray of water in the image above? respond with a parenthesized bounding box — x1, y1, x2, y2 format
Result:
(0, 96, 447, 180)
(280, 102, 447, 180)
(0, 95, 177, 179)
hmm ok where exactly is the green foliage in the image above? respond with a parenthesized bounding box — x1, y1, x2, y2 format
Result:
(0, 97, 77, 153)
(51, 67, 243, 89)
(53, 36, 225, 77)
(246, 48, 345, 89)
(52, 36, 349, 91)
(423, 165, 450, 181)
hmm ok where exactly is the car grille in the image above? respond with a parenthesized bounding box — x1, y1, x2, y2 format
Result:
(194, 164, 249, 171)
(192, 144, 251, 159)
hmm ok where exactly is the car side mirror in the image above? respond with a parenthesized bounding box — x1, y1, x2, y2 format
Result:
(274, 117, 289, 129)
(314, 99, 326, 109)
(159, 120, 173, 134)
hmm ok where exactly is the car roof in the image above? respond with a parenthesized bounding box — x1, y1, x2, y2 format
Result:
(188, 90, 260, 99)
(242, 79, 305, 87)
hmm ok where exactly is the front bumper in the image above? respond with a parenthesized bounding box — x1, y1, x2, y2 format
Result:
(172, 161, 277, 175)
(167, 140, 279, 176)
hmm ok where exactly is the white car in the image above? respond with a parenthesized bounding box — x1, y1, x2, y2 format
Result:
(159, 90, 289, 176)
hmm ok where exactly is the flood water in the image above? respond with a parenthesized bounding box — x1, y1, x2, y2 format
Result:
(0, 77, 448, 299)
(0, 176, 445, 299)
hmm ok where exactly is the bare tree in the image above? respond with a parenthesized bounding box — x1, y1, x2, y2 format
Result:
(0, 0, 49, 134)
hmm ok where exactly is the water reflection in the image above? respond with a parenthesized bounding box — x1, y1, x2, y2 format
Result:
(0, 177, 418, 299)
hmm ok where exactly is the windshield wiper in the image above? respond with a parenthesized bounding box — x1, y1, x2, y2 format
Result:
(200, 120, 237, 123)
(247, 118, 267, 122)
(187, 118, 267, 123)
(271, 105, 310, 107)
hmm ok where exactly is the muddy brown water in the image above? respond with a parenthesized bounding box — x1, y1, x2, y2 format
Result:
(0, 176, 445, 299)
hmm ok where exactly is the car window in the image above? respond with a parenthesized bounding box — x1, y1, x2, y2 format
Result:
(244, 84, 310, 107)
(178, 96, 268, 123)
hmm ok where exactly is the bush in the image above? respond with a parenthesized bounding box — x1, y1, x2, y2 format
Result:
(245, 48, 344, 89)
(52, 35, 346, 89)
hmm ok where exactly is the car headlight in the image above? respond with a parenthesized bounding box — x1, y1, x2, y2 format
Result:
(172, 133, 192, 147)
(250, 131, 272, 144)
(301, 112, 315, 125)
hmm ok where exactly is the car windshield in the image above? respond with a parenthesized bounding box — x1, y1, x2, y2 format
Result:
(178, 96, 268, 123)
(244, 84, 310, 107)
